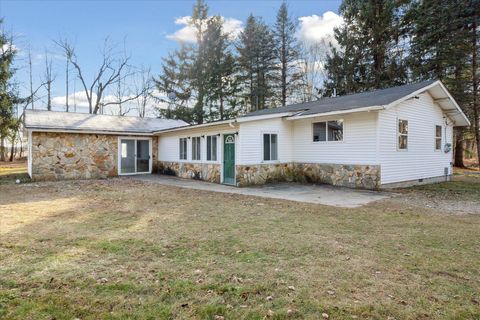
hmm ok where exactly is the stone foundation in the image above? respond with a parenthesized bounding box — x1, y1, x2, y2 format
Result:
(236, 162, 380, 189)
(157, 161, 221, 183)
(31, 132, 118, 181)
(236, 163, 296, 186)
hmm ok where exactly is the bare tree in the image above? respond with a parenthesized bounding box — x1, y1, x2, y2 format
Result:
(55, 38, 144, 114)
(135, 67, 153, 117)
(28, 48, 34, 109)
(65, 55, 69, 112)
(43, 50, 56, 111)
(297, 39, 330, 102)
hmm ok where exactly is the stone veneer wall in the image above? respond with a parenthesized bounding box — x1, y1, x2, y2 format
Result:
(236, 162, 380, 189)
(31, 132, 118, 181)
(157, 161, 221, 183)
(31, 132, 159, 181)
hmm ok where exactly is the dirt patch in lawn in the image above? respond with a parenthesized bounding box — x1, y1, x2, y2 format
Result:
(385, 174, 480, 215)
(0, 176, 479, 319)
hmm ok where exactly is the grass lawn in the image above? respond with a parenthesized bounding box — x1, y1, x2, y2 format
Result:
(0, 161, 29, 185)
(0, 170, 479, 319)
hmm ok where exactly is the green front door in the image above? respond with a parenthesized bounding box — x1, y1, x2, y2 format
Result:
(223, 134, 236, 185)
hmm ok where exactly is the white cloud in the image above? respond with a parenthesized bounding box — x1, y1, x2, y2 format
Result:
(167, 16, 243, 43)
(52, 91, 92, 109)
(297, 11, 343, 45)
(51, 90, 165, 117)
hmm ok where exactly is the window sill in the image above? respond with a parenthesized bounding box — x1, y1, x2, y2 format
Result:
(312, 140, 344, 144)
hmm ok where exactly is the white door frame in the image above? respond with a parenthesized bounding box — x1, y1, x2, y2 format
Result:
(117, 137, 153, 175)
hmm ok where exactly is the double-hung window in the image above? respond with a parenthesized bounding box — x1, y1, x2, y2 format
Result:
(206, 135, 217, 161)
(192, 136, 201, 160)
(179, 138, 187, 160)
(313, 120, 343, 142)
(263, 133, 278, 161)
(435, 125, 442, 151)
(398, 119, 408, 150)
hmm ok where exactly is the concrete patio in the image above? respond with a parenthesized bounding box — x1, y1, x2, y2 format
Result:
(129, 174, 392, 208)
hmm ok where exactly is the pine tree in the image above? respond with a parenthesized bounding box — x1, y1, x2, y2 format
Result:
(203, 16, 240, 120)
(407, 0, 478, 167)
(154, 44, 194, 122)
(189, 0, 210, 124)
(273, 2, 301, 106)
(324, 0, 409, 95)
(237, 15, 277, 111)
(0, 21, 19, 162)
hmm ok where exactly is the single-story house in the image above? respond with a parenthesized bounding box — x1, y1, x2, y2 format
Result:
(24, 80, 470, 189)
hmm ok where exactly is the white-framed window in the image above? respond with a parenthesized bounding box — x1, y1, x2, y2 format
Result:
(263, 133, 278, 161)
(398, 119, 408, 150)
(192, 136, 201, 160)
(435, 125, 442, 151)
(206, 135, 217, 161)
(313, 120, 344, 142)
(179, 138, 187, 160)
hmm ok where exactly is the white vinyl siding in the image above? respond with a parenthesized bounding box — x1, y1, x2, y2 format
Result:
(292, 112, 378, 165)
(237, 117, 292, 165)
(378, 92, 453, 185)
(158, 124, 237, 165)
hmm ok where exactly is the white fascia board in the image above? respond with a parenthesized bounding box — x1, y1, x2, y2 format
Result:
(435, 81, 471, 126)
(235, 112, 295, 123)
(285, 106, 384, 120)
(28, 128, 153, 136)
(384, 80, 470, 126)
(153, 119, 236, 135)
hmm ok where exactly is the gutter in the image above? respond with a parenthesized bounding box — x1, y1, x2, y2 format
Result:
(26, 127, 154, 136)
(285, 105, 385, 120)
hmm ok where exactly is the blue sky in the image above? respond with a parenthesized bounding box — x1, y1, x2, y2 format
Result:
(1, 0, 342, 115)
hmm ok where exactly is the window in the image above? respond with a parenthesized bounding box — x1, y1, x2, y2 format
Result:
(192, 136, 201, 160)
(313, 120, 343, 142)
(263, 133, 278, 161)
(179, 138, 187, 160)
(398, 119, 408, 150)
(435, 125, 442, 150)
(206, 135, 217, 161)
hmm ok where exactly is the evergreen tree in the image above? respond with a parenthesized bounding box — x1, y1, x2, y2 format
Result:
(189, 0, 210, 124)
(324, 0, 409, 95)
(0, 21, 19, 161)
(203, 16, 240, 120)
(407, 0, 478, 167)
(154, 45, 194, 122)
(273, 2, 301, 106)
(237, 15, 277, 111)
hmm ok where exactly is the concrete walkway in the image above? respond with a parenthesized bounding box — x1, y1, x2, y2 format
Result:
(129, 174, 391, 208)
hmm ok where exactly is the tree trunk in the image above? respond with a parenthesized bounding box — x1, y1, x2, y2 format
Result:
(0, 136, 5, 162)
(454, 128, 465, 167)
(9, 138, 15, 162)
(472, 13, 480, 168)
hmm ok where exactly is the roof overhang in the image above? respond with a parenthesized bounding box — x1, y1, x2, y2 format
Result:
(153, 119, 238, 135)
(285, 106, 385, 120)
(385, 80, 470, 126)
(26, 127, 154, 136)
(237, 112, 296, 122)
